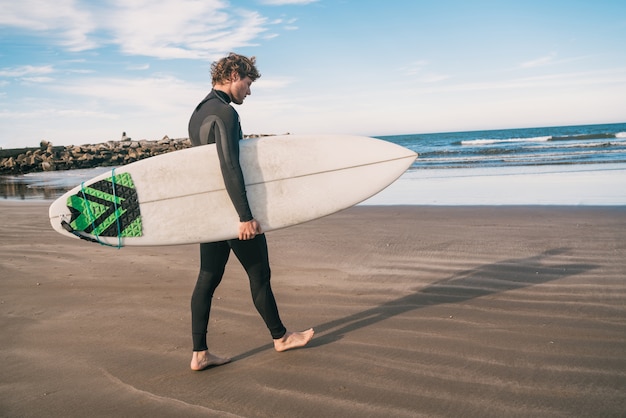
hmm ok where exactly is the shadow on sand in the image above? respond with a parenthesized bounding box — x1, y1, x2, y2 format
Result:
(233, 248, 597, 360)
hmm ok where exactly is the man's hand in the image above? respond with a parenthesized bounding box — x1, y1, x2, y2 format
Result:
(238, 219, 262, 240)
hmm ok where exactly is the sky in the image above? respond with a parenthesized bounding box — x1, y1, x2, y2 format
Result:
(1, 0, 625, 149)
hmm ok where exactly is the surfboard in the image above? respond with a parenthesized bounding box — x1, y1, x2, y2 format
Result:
(48, 135, 417, 246)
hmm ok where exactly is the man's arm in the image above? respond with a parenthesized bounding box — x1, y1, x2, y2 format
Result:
(213, 107, 256, 229)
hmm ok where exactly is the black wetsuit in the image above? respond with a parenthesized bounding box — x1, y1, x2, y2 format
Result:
(188, 89, 286, 351)
(188, 89, 252, 221)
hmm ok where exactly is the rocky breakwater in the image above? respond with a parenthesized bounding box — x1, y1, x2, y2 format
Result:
(0, 137, 192, 174)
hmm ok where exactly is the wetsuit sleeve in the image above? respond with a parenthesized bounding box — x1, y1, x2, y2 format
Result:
(214, 108, 254, 222)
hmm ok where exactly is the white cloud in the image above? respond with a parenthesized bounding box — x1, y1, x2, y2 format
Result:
(0, 73, 202, 146)
(448, 68, 626, 93)
(69, 69, 96, 75)
(0, 64, 55, 78)
(521, 53, 556, 68)
(418, 74, 450, 83)
(284, 17, 298, 30)
(0, 108, 118, 120)
(21, 76, 55, 84)
(401, 60, 429, 76)
(253, 77, 295, 89)
(401, 60, 449, 83)
(521, 54, 594, 70)
(49, 74, 202, 114)
(0, 0, 97, 51)
(127, 64, 150, 71)
(0, 0, 288, 60)
(102, 0, 269, 59)
(260, 0, 318, 5)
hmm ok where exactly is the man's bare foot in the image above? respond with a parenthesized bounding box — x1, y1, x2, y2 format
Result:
(274, 328, 315, 352)
(190, 351, 231, 371)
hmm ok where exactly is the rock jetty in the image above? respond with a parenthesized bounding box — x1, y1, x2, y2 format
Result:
(0, 134, 275, 174)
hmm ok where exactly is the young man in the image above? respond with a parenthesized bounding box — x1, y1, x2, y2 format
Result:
(187, 53, 314, 371)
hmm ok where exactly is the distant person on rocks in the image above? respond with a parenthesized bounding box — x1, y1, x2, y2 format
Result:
(187, 52, 314, 371)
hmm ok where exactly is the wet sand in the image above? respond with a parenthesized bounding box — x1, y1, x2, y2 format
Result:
(1, 202, 625, 417)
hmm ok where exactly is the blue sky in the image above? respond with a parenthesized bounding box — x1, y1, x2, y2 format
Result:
(1, 0, 625, 148)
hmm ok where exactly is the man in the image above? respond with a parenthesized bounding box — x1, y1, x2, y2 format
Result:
(187, 53, 314, 371)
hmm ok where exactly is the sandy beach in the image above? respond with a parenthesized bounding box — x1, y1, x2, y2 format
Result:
(1, 201, 625, 417)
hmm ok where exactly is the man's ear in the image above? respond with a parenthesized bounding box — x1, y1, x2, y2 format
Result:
(230, 71, 240, 82)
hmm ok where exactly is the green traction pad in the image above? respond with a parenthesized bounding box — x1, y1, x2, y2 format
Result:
(67, 172, 142, 238)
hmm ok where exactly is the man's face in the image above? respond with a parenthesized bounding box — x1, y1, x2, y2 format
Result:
(230, 74, 253, 105)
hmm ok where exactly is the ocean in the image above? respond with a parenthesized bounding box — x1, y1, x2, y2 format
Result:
(2, 122, 625, 203)
(381, 122, 626, 170)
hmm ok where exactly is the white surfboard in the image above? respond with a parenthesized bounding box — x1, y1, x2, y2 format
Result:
(49, 135, 417, 246)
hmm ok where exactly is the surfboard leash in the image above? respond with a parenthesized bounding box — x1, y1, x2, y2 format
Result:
(61, 219, 104, 245)
(110, 168, 123, 248)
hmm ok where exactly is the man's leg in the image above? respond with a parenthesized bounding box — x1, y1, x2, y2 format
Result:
(229, 234, 286, 339)
(190, 241, 231, 370)
(230, 234, 314, 351)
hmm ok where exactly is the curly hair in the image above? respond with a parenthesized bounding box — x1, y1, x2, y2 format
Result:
(211, 53, 261, 86)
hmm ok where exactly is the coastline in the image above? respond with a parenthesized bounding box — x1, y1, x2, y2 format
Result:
(1, 202, 625, 417)
(3, 163, 626, 205)
(362, 163, 626, 206)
